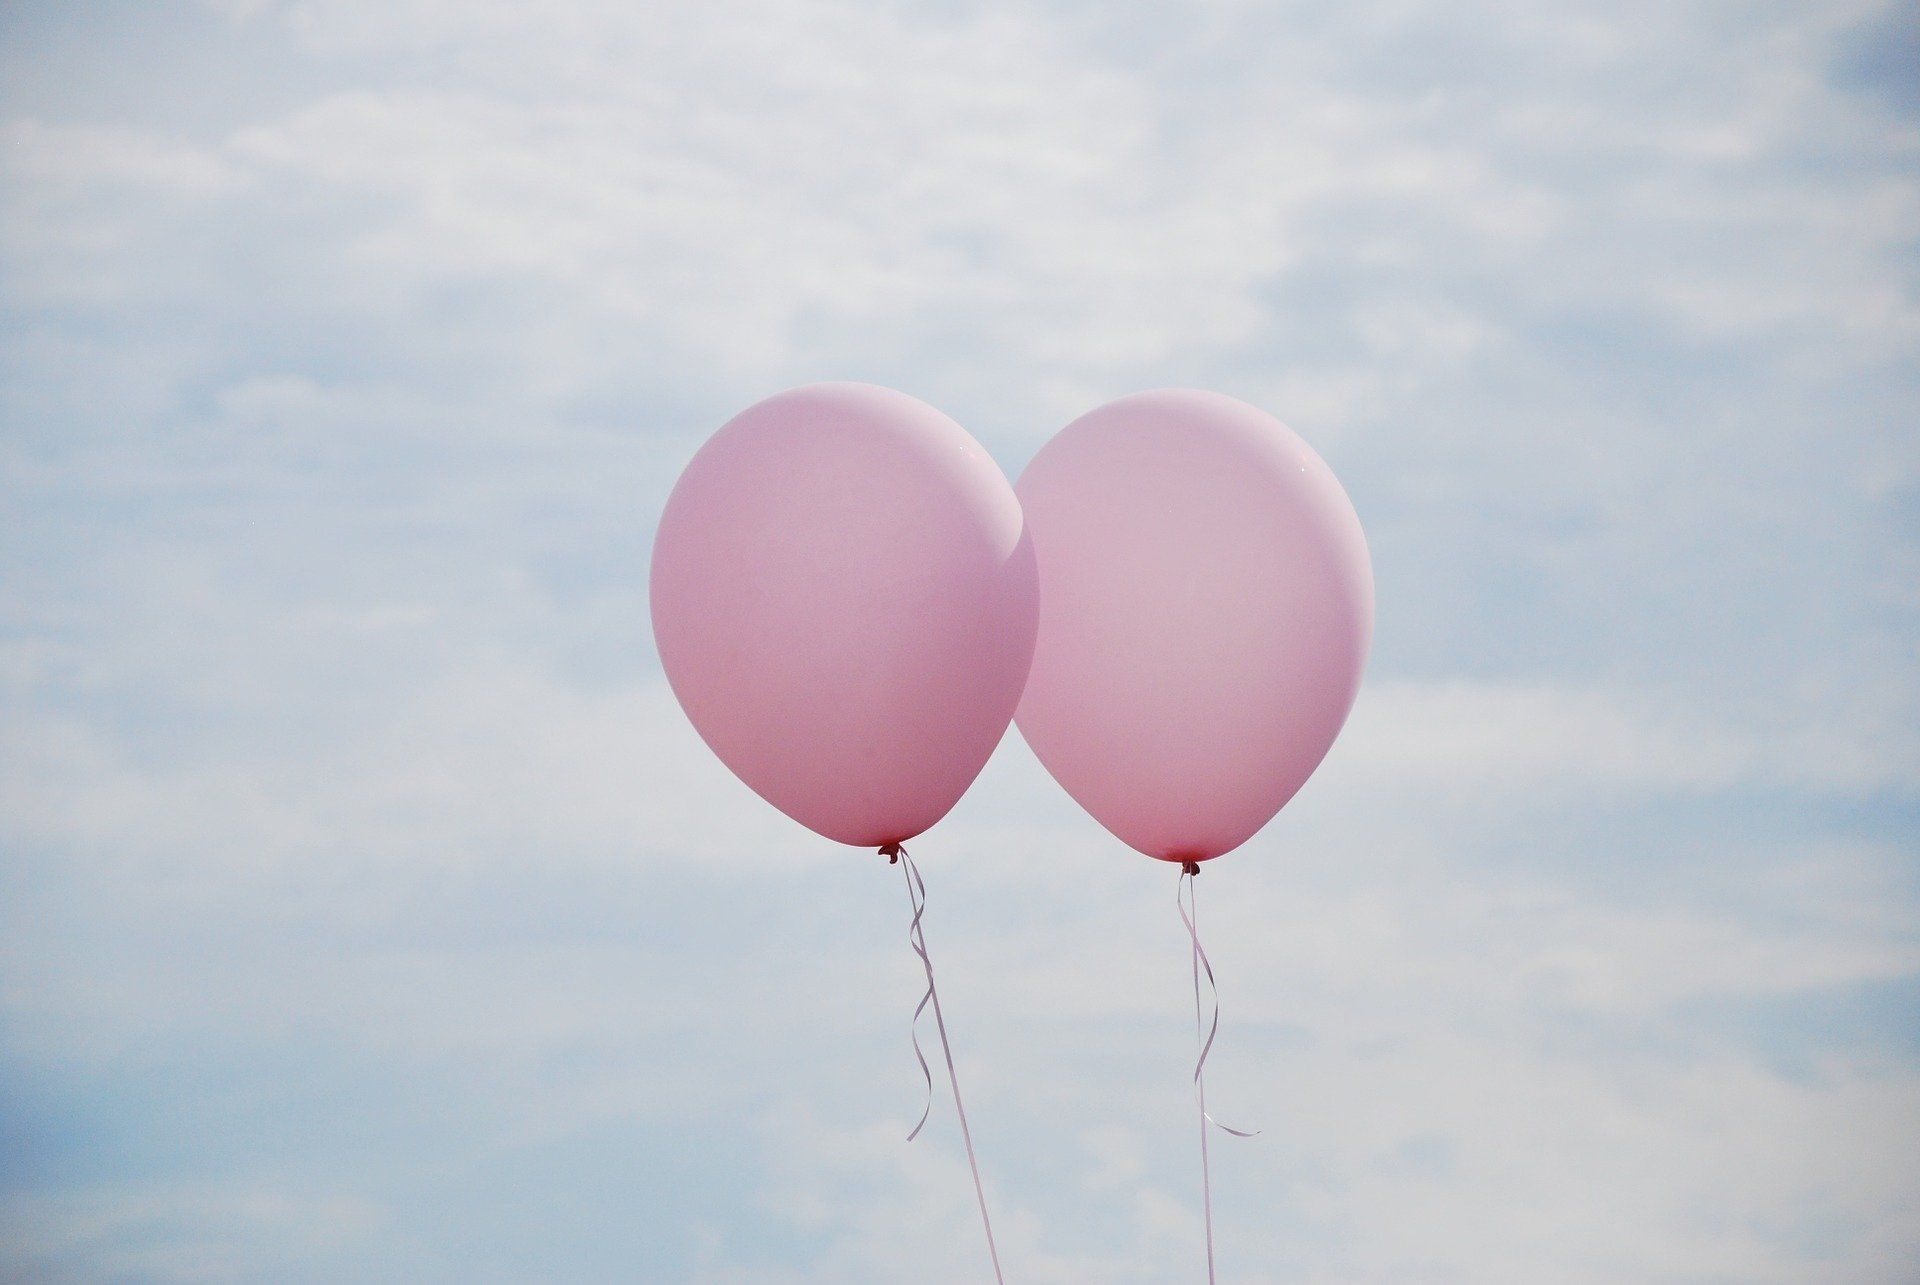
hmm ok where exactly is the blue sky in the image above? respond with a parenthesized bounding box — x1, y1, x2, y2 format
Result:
(2, 0, 1916, 1280)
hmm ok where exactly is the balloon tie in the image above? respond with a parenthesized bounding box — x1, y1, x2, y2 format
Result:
(885, 843, 1006, 1285)
(1178, 863, 1257, 1285)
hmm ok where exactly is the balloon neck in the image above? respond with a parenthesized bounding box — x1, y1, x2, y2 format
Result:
(879, 842, 904, 864)
(1181, 860, 1201, 876)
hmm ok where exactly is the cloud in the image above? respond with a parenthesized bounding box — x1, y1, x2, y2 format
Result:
(1337, 677, 1920, 801)
(2, 1185, 383, 1284)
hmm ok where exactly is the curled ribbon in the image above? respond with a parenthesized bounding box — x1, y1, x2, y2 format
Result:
(883, 843, 1006, 1285)
(1178, 861, 1257, 1285)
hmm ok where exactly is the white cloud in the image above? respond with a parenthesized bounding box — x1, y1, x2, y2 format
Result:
(0, 662, 799, 885)
(2, 1184, 384, 1284)
(1335, 677, 1920, 802)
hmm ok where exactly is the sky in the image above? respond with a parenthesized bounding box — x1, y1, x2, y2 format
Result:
(1, 0, 1916, 1280)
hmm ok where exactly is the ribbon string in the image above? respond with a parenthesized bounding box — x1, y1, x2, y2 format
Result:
(886, 843, 1006, 1285)
(1178, 862, 1257, 1285)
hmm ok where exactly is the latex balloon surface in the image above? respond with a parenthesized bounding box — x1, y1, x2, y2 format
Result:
(651, 382, 1037, 847)
(1014, 390, 1372, 862)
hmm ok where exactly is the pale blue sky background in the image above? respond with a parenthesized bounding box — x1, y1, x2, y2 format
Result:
(2, 1, 1917, 1281)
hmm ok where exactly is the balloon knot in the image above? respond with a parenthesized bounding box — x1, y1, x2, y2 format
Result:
(1181, 860, 1201, 876)
(879, 843, 903, 864)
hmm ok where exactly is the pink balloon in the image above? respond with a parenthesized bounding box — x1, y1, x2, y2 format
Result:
(651, 383, 1037, 848)
(1015, 390, 1373, 863)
